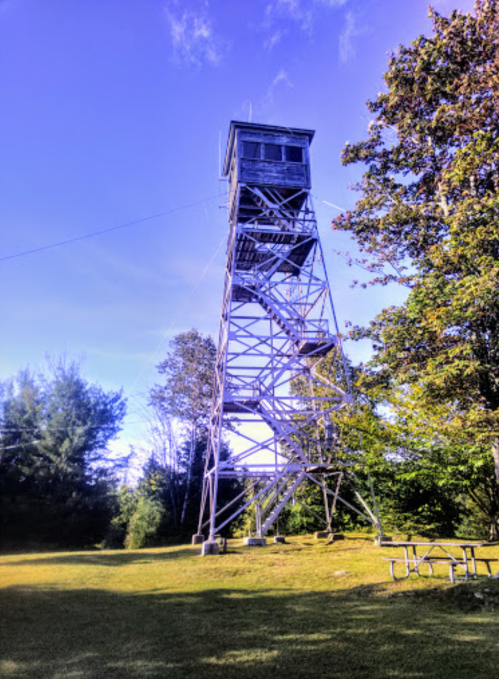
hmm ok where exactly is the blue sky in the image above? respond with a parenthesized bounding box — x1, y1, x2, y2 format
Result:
(0, 0, 475, 461)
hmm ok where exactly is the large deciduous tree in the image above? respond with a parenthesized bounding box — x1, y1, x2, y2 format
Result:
(150, 329, 216, 525)
(145, 330, 244, 540)
(332, 1, 499, 527)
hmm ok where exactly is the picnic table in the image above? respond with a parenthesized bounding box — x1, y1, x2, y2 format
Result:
(382, 541, 497, 583)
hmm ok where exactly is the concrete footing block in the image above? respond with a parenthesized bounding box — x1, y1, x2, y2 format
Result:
(327, 533, 345, 543)
(374, 535, 392, 546)
(192, 534, 205, 545)
(314, 531, 330, 540)
(201, 541, 219, 556)
(243, 537, 267, 547)
(273, 536, 286, 544)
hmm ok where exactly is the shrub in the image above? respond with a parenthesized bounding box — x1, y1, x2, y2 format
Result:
(124, 497, 163, 549)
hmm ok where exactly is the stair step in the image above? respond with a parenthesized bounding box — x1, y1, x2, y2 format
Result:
(261, 473, 305, 535)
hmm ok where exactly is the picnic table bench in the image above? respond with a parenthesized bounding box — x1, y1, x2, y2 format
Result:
(382, 541, 497, 583)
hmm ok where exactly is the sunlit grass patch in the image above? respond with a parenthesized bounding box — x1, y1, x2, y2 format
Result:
(1, 535, 499, 678)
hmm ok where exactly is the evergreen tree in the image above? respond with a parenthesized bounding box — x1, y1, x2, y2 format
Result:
(0, 360, 126, 548)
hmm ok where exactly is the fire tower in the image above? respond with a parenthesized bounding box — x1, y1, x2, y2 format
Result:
(195, 122, 382, 554)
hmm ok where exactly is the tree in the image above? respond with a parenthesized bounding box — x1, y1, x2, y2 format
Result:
(0, 370, 44, 544)
(150, 330, 216, 525)
(137, 402, 183, 532)
(124, 496, 164, 549)
(106, 484, 138, 548)
(332, 1, 499, 531)
(144, 330, 245, 541)
(376, 385, 499, 538)
(0, 359, 126, 547)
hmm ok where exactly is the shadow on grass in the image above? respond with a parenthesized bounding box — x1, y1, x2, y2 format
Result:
(0, 546, 197, 568)
(0, 540, 360, 568)
(1, 580, 498, 679)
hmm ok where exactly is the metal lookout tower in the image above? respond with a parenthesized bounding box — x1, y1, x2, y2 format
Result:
(195, 122, 382, 554)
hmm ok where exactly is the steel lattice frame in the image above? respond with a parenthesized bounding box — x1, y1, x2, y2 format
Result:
(197, 177, 382, 545)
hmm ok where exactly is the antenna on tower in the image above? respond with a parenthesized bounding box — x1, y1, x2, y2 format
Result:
(218, 130, 227, 209)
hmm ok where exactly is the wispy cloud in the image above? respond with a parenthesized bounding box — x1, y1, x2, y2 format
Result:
(263, 0, 350, 47)
(164, 2, 224, 68)
(237, 69, 293, 122)
(265, 69, 294, 105)
(264, 28, 285, 51)
(314, 0, 349, 7)
(265, 0, 313, 34)
(339, 10, 363, 63)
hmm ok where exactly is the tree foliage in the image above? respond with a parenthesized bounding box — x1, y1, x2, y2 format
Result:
(332, 1, 499, 524)
(150, 329, 216, 525)
(151, 329, 215, 429)
(0, 359, 126, 548)
(116, 330, 245, 544)
(124, 496, 164, 549)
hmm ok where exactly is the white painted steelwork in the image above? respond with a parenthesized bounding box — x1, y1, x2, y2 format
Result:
(197, 122, 381, 545)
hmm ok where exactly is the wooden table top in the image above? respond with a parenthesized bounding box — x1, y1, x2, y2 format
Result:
(384, 541, 483, 548)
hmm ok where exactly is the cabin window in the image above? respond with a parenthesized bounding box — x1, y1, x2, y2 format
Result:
(264, 143, 282, 161)
(242, 141, 304, 163)
(242, 141, 261, 159)
(285, 145, 303, 163)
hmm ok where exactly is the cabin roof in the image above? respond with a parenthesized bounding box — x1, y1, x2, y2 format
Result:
(223, 121, 315, 176)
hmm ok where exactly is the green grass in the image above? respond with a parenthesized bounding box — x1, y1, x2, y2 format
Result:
(1, 535, 499, 678)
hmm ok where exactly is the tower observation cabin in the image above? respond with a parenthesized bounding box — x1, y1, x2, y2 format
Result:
(224, 121, 314, 224)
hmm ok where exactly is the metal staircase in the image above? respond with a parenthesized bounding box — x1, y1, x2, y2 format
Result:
(261, 473, 305, 536)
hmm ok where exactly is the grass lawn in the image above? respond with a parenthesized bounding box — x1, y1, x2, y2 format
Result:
(1, 535, 499, 678)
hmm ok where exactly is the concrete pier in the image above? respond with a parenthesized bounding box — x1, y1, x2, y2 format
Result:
(201, 541, 219, 556)
(243, 537, 267, 547)
(374, 535, 392, 546)
(327, 533, 345, 543)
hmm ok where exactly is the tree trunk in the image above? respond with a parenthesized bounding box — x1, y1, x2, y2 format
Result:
(180, 426, 195, 525)
(169, 473, 179, 530)
(167, 430, 179, 530)
(492, 439, 499, 487)
(491, 439, 499, 541)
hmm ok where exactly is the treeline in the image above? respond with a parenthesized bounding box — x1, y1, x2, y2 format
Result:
(1, 338, 497, 550)
(0, 333, 243, 551)
(284, 351, 499, 541)
(108, 330, 244, 549)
